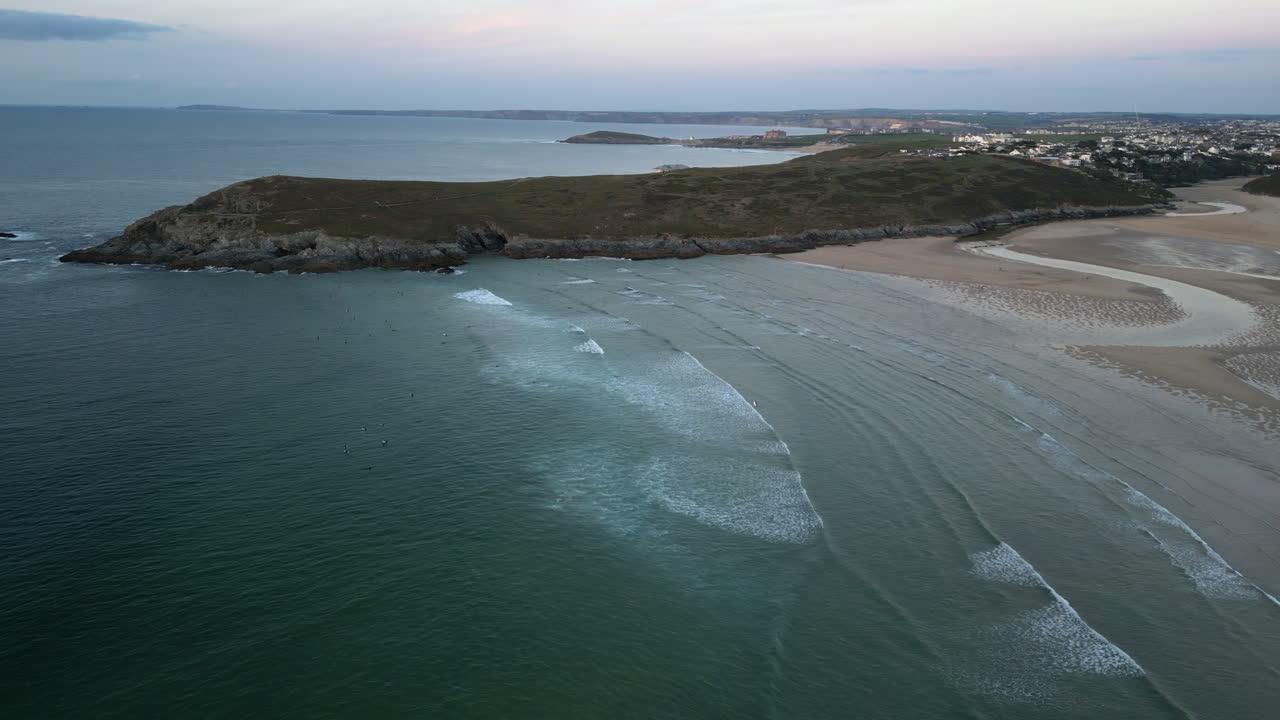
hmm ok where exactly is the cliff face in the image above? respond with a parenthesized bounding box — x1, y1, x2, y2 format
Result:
(62, 154, 1164, 273)
(62, 197, 1158, 274)
(61, 205, 470, 273)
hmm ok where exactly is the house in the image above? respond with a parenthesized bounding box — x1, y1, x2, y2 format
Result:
(764, 129, 787, 140)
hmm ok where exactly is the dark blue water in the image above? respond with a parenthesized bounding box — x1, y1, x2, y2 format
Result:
(3, 107, 1279, 719)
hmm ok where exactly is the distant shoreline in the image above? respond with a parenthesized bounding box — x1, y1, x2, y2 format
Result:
(560, 129, 838, 153)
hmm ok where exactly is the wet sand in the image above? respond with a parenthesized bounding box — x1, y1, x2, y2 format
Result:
(780, 178, 1280, 599)
(782, 179, 1280, 418)
(787, 237, 1149, 301)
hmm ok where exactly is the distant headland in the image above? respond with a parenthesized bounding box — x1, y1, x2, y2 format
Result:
(561, 129, 833, 151)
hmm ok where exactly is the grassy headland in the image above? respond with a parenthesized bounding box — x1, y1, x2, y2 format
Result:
(252, 150, 1158, 239)
(63, 145, 1164, 272)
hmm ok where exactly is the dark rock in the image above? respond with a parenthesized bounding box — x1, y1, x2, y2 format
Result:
(455, 224, 508, 253)
(60, 194, 1161, 273)
(0, 232, 17, 239)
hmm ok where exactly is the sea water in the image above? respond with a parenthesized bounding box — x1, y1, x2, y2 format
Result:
(3, 107, 1279, 718)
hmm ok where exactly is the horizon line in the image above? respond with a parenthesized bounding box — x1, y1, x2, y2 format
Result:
(3, 103, 1280, 118)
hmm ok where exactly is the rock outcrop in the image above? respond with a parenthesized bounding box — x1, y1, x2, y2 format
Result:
(62, 199, 1160, 274)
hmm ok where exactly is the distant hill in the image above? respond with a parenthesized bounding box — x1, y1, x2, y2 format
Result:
(176, 105, 258, 111)
(1242, 174, 1280, 197)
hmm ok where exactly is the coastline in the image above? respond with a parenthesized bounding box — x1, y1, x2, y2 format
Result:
(778, 178, 1280, 599)
(780, 179, 1280, 416)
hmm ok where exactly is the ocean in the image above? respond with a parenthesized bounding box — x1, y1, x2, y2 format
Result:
(2, 107, 1279, 718)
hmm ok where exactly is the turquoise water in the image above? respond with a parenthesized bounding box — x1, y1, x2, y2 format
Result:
(3, 108, 1280, 718)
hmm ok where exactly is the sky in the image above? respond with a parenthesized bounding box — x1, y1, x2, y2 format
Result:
(1, 1, 1278, 113)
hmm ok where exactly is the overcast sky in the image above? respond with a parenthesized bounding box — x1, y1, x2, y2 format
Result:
(1, 1, 1278, 112)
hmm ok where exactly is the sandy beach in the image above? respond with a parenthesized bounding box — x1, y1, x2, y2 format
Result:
(781, 177, 1280, 598)
(783, 178, 1280, 417)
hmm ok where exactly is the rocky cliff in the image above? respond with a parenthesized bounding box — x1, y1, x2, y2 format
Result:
(62, 198, 1158, 274)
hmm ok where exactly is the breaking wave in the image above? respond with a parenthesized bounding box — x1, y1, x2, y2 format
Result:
(453, 288, 513, 306)
(961, 542, 1144, 701)
(484, 302, 823, 545)
(1018, 419, 1276, 605)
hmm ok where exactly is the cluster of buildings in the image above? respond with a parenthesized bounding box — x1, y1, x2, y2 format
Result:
(938, 118, 1280, 183)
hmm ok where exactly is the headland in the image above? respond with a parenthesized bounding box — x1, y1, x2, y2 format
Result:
(61, 146, 1161, 274)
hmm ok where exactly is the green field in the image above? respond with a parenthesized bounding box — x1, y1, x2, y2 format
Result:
(204, 146, 1158, 242)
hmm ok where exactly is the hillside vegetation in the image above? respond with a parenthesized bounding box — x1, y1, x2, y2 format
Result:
(241, 150, 1155, 241)
(63, 145, 1164, 272)
(562, 131, 671, 144)
(1243, 174, 1280, 197)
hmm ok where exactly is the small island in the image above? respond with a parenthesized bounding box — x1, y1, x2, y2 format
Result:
(563, 129, 833, 150)
(61, 144, 1165, 274)
(563, 130, 674, 145)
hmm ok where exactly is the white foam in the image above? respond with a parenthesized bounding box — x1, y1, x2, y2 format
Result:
(639, 456, 822, 544)
(1121, 486, 1264, 601)
(453, 288, 513, 306)
(616, 287, 669, 305)
(964, 542, 1143, 701)
(987, 373, 1064, 419)
(971, 542, 1044, 587)
(1018, 420, 1277, 606)
(562, 278, 595, 284)
(1, 258, 30, 265)
(474, 297, 821, 545)
(533, 348, 822, 544)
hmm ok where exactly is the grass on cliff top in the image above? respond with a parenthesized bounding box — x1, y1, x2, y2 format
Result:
(1242, 174, 1280, 197)
(211, 146, 1154, 242)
